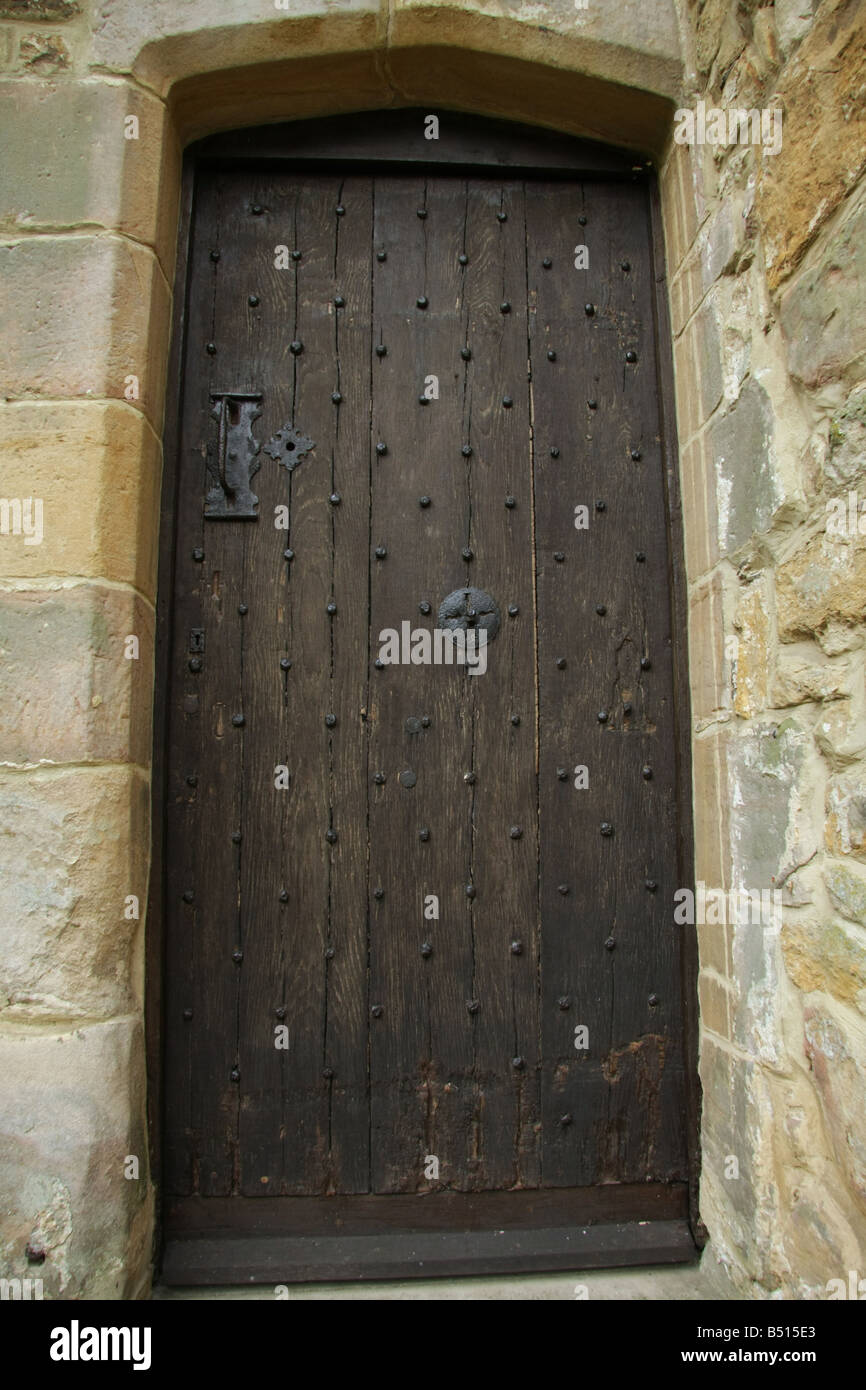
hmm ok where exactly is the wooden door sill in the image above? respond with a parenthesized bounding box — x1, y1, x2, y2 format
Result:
(161, 1185, 697, 1284)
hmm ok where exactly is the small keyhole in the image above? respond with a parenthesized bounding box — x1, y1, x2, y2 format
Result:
(285, 441, 295, 452)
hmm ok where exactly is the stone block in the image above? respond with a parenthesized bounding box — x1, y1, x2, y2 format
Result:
(0, 584, 154, 765)
(692, 0, 737, 77)
(814, 691, 866, 765)
(826, 769, 866, 864)
(88, 0, 681, 133)
(680, 429, 720, 581)
(771, 644, 850, 708)
(692, 726, 732, 895)
(782, 915, 866, 1014)
(391, 0, 683, 100)
(709, 377, 776, 557)
(0, 2, 80, 15)
(724, 720, 813, 1062)
(803, 1001, 866, 1207)
(91, 0, 382, 96)
(0, 235, 170, 431)
(698, 1035, 763, 1272)
(0, 79, 180, 277)
(698, 916, 729, 980)
(668, 250, 702, 342)
(758, 0, 866, 290)
(732, 576, 771, 718)
(688, 573, 728, 725)
(826, 387, 866, 491)
(779, 193, 866, 391)
(669, 191, 750, 340)
(673, 294, 724, 442)
(660, 139, 706, 275)
(0, 767, 149, 1021)
(0, 1017, 148, 1299)
(0, 402, 161, 596)
(824, 860, 866, 930)
(699, 970, 731, 1037)
(774, 0, 817, 62)
(776, 528, 866, 641)
(17, 30, 70, 71)
(728, 719, 811, 889)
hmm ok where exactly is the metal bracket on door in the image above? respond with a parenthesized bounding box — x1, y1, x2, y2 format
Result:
(438, 587, 501, 641)
(204, 392, 263, 519)
(263, 422, 315, 472)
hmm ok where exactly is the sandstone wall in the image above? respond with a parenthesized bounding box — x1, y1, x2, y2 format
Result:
(0, 0, 863, 1298)
(664, 0, 866, 1296)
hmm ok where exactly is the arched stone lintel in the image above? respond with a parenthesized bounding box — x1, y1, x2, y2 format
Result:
(166, 43, 678, 158)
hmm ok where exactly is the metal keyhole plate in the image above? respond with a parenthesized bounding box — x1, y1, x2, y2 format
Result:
(438, 587, 500, 641)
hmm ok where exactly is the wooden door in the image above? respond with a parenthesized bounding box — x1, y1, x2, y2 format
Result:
(155, 114, 698, 1284)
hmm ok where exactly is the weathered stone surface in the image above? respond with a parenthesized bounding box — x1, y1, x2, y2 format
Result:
(710, 377, 776, 556)
(0, 1018, 148, 1299)
(680, 429, 720, 581)
(774, 0, 817, 63)
(670, 188, 754, 339)
(698, 917, 730, 980)
(826, 387, 866, 491)
(760, 1061, 866, 1296)
(779, 193, 866, 391)
(688, 574, 728, 725)
(0, 1, 78, 16)
(826, 770, 866, 863)
(725, 721, 814, 1061)
(0, 79, 180, 276)
(18, 31, 70, 71)
(732, 577, 770, 717)
(691, 0, 746, 79)
(84, 4, 681, 154)
(0, 403, 162, 596)
(91, 0, 379, 76)
(803, 1001, 866, 1207)
(782, 916, 866, 1013)
(0, 585, 154, 765)
(0, 767, 149, 1021)
(814, 692, 866, 765)
(660, 140, 706, 274)
(697, 1036, 767, 1284)
(698, 971, 731, 1037)
(392, 0, 683, 99)
(0, 235, 170, 429)
(776, 529, 866, 641)
(87, 0, 682, 107)
(824, 861, 866, 929)
(758, 0, 866, 290)
(730, 720, 817, 886)
(692, 728, 732, 901)
(771, 645, 850, 708)
(673, 294, 724, 441)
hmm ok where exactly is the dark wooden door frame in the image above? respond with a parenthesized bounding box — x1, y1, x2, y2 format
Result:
(148, 109, 702, 1283)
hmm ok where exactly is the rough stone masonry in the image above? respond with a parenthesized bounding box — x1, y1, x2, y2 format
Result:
(0, 0, 864, 1298)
